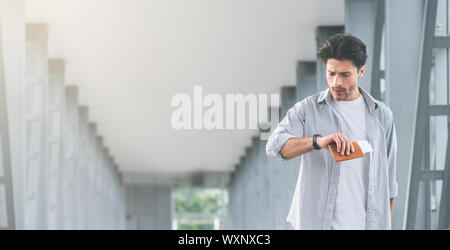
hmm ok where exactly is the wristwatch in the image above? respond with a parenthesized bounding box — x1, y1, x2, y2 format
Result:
(312, 134, 322, 150)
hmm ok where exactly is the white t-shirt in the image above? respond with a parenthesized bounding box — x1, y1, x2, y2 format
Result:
(330, 94, 369, 229)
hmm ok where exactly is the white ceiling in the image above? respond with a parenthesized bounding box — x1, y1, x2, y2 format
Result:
(25, 0, 344, 175)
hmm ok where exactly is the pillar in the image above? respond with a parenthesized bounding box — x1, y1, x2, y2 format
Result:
(25, 23, 49, 230)
(385, 0, 423, 229)
(47, 59, 65, 229)
(315, 26, 345, 92)
(296, 61, 317, 101)
(0, 0, 25, 230)
(345, 0, 376, 92)
(63, 86, 79, 229)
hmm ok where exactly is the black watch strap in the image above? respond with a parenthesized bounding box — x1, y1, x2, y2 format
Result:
(312, 134, 322, 150)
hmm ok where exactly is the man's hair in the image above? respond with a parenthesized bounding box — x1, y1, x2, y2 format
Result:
(317, 33, 367, 70)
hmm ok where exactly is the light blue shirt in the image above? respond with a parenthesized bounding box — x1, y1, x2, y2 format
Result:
(266, 87, 398, 230)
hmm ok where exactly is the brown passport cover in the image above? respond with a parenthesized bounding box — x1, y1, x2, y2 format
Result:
(328, 141, 364, 162)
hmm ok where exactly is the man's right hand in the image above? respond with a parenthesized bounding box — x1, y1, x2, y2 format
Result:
(316, 133, 354, 155)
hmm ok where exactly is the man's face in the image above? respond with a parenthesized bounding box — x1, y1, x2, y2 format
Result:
(326, 59, 365, 101)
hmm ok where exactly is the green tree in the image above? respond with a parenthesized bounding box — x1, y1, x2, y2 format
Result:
(175, 189, 225, 214)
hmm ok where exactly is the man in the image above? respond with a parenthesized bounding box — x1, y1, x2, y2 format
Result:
(266, 33, 398, 230)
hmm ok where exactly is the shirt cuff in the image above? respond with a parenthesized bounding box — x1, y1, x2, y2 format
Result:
(389, 182, 398, 198)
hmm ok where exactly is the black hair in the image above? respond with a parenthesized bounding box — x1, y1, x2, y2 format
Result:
(317, 33, 367, 70)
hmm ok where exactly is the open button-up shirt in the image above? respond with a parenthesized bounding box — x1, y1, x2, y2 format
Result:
(266, 87, 398, 230)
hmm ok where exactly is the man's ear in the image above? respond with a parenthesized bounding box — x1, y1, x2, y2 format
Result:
(358, 65, 366, 78)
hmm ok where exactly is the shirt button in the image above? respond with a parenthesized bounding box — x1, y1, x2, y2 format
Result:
(369, 189, 374, 193)
(368, 209, 373, 213)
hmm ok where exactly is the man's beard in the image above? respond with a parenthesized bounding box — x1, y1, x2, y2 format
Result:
(331, 85, 356, 100)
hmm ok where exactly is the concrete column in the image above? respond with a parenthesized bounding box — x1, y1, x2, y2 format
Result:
(125, 185, 138, 230)
(240, 154, 247, 229)
(102, 149, 109, 228)
(154, 184, 172, 230)
(94, 136, 101, 229)
(227, 169, 234, 228)
(316, 26, 345, 92)
(102, 152, 110, 228)
(258, 135, 270, 229)
(242, 147, 251, 229)
(242, 146, 251, 229)
(296, 61, 317, 101)
(255, 135, 269, 229)
(77, 106, 89, 229)
(245, 138, 254, 229)
(250, 136, 262, 229)
(94, 135, 103, 229)
(0, 7, 15, 230)
(0, 0, 25, 230)
(105, 162, 124, 230)
(25, 23, 49, 230)
(126, 184, 172, 230)
(102, 146, 109, 228)
(385, 0, 423, 229)
(109, 156, 125, 229)
(228, 169, 235, 228)
(236, 148, 246, 229)
(103, 152, 125, 229)
(229, 156, 244, 229)
(116, 169, 126, 229)
(0, 16, 12, 229)
(279, 86, 300, 230)
(237, 156, 244, 229)
(87, 123, 97, 229)
(63, 86, 78, 229)
(263, 105, 284, 229)
(345, 0, 376, 92)
(47, 59, 65, 230)
(105, 149, 120, 229)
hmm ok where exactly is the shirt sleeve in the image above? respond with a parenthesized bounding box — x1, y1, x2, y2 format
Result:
(266, 100, 306, 161)
(386, 115, 398, 198)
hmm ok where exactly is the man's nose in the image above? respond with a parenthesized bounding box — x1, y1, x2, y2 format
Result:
(331, 76, 342, 86)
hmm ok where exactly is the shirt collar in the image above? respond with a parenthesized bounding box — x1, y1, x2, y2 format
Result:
(317, 87, 378, 112)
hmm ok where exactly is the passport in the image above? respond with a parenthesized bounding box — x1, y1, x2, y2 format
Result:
(328, 140, 372, 162)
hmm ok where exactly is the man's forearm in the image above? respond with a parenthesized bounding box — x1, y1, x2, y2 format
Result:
(390, 198, 395, 215)
(279, 133, 355, 160)
(279, 137, 314, 160)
